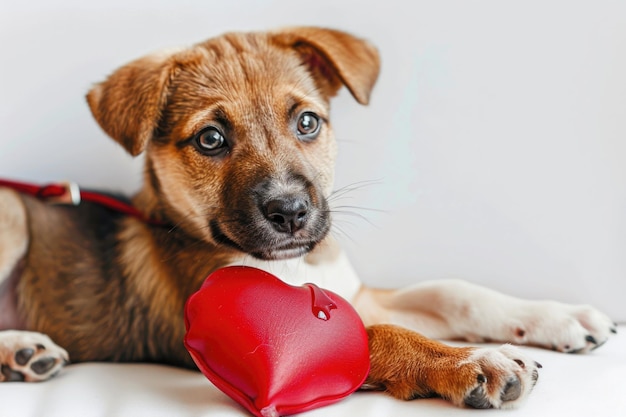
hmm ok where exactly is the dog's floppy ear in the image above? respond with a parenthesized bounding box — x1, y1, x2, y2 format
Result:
(274, 27, 380, 104)
(86, 51, 179, 156)
(271, 27, 381, 105)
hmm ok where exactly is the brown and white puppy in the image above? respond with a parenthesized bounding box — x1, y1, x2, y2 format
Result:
(0, 27, 616, 409)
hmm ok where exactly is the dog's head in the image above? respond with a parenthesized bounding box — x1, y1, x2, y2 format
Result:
(87, 27, 379, 260)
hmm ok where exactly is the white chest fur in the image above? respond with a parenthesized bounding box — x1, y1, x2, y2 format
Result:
(226, 249, 362, 303)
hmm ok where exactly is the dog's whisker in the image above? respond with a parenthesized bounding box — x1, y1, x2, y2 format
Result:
(332, 178, 384, 191)
(331, 209, 380, 230)
(331, 205, 386, 214)
(332, 215, 368, 231)
(329, 224, 358, 245)
(328, 179, 384, 202)
(332, 183, 384, 200)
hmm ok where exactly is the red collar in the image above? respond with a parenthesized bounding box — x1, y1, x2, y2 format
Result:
(0, 178, 164, 226)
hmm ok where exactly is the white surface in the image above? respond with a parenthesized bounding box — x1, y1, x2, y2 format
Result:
(1, 1, 624, 321)
(1, 3, 623, 416)
(2, 326, 624, 417)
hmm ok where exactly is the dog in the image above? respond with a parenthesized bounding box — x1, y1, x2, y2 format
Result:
(0, 26, 616, 410)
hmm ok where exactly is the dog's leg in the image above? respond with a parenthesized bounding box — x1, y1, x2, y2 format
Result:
(364, 324, 539, 409)
(0, 189, 70, 382)
(355, 280, 616, 353)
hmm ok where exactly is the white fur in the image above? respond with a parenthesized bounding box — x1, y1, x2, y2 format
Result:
(227, 249, 362, 302)
(459, 344, 538, 409)
(356, 278, 614, 352)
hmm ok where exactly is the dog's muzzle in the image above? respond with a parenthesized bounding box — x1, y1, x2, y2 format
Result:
(213, 174, 331, 260)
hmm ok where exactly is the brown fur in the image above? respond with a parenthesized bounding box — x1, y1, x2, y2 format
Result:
(366, 324, 514, 406)
(367, 325, 476, 401)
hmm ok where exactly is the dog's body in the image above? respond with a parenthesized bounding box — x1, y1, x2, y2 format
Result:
(0, 27, 615, 409)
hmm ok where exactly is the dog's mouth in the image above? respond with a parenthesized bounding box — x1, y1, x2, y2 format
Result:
(209, 219, 326, 261)
(253, 244, 314, 261)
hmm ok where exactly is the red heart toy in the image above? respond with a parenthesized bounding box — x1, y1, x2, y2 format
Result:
(184, 266, 370, 417)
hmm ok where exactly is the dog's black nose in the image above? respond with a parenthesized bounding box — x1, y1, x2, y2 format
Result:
(264, 196, 309, 234)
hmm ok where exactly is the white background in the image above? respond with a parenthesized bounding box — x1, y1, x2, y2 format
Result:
(1, 0, 624, 322)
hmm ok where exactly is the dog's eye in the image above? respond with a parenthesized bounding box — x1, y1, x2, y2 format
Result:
(296, 112, 321, 140)
(195, 127, 227, 155)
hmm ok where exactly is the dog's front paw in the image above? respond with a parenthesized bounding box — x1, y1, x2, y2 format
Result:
(0, 330, 69, 382)
(365, 325, 540, 409)
(458, 344, 540, 409)
(514, 302, 616, 353)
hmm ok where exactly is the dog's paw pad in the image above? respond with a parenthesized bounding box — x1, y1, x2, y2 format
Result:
(31, 356, 59, 375)
(1, 364, 25, 382)
(464, 383, 491, 408)
(0, 330, 69, 382)
(461, 345, 539, 409)
(15, 347, 36, 366)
